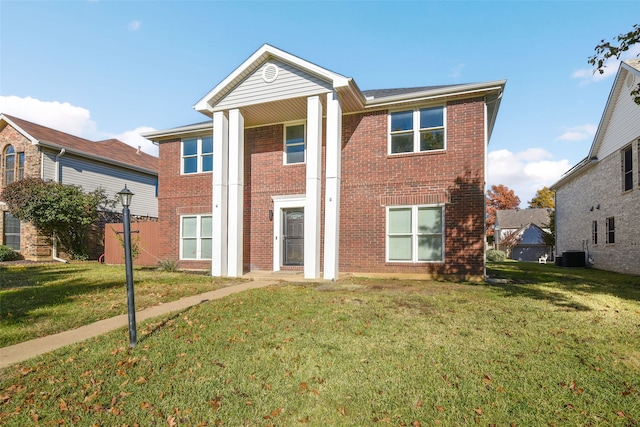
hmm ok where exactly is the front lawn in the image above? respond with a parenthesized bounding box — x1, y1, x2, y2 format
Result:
(0, 262, 243, 346)
(1, 262, 638, 425)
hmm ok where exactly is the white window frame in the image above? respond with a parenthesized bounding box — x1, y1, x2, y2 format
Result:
(181, 136, 213, 175)
(283, 122, 306, 165)
(180, 214, 213, 260)
(388, 106, 446, 155)
(386, 204, 445, 263)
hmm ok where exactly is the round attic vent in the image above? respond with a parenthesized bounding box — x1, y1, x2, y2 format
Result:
(262, 63, 279, 83)
(626, 73, 635, 88)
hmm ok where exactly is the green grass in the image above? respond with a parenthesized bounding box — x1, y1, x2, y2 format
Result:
(1, 262, 639, 425)
(0, 262, 244, 346)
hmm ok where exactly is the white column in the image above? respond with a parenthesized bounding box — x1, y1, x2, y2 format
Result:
(212, 111, 228, 276)
(305, 96, 322, 279)
(227, 109, 244, 277)
(323, 91, 342, 280)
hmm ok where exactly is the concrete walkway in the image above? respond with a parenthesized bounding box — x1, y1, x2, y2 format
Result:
(0, 279, 279, 369)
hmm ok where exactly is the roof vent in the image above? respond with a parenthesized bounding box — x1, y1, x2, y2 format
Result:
(626, 73, 635, 88)
(262, 63, 279, 83)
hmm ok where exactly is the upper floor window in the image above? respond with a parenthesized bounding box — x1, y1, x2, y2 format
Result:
(606, 217, 615, 244)
(389, 106, 445, 154)
(387, 205, 444, 262)
(622, 145, 633, 192)
(182, 137, 213, 174)
(284, 123, 305, 164)
(3, 145, 25, 185)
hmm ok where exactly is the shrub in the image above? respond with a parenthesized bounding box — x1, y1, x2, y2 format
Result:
(486, 249, 507, 262)
(0, 245, 19, 262)
(158, 258, 179, 272)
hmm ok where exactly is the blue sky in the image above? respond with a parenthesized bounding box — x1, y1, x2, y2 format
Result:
(1, 0, 639, 206)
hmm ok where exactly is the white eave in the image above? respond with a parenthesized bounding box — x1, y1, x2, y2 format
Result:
(363, 80, 506, 108)
(142, 121, 213, 142)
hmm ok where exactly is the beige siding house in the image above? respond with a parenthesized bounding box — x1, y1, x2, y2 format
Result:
(551, 59, 640, 275)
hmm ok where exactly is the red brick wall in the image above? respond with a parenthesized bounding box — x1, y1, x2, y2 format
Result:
(159, 97, 486, 278)
(157, 138, 212, 270)
(340, 98, 486, 277)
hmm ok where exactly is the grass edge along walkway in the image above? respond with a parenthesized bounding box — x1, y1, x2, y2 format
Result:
(0, 279, 276, 369)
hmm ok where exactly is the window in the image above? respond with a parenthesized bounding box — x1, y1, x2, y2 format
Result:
(182, 136, 213, 174)
(387, 205, 444, 262)
(284, 123, 305, 164)
(180, 215, 212, 260)
(3, 145, 24, 185)
(606, 217, 615, 244)
(3, 212, 20, 251)
(622, 145, 633, 192)
(389, 106, 445, 154)
(592, 220, 598, 245)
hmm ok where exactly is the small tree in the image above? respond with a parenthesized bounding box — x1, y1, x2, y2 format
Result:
(588, 24, 640, 105)
(1, 178, 115, 259)
(528, 186, 555, 209)
(486, 184, 521, 238)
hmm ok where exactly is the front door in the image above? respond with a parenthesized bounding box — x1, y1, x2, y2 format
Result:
(283, 208, 304, 266)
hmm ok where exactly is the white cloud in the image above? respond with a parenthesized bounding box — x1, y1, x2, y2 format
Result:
(572, 44, 640, 85)
(0, 95, 98, 136)
(449, 63, 465, 78)
(128, 20, 142, 31)
(488, 148, 571, 206)
(556, 124, 597, 142)
(0, 95, 157, 156)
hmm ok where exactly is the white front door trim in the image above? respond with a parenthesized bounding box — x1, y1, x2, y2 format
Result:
(272, 194, 306, 272)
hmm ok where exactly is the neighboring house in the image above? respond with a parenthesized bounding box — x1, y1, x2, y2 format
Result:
(0, 114, 159, 260)
(551, 59, 640, 275)
(144, 44, 505, 280)
(494, 208, 553, 260)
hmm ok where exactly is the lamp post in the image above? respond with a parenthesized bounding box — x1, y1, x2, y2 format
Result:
(117, 185, 137, 348)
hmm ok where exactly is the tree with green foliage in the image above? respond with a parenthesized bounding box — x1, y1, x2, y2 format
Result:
(1, 178, 115, 259)
(588, 24, 640, 105)
(528, 186, 555, 209)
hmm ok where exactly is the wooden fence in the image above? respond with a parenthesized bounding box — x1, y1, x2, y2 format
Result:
(104, 222, 160, 266)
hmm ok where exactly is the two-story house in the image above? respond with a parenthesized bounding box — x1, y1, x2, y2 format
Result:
(144, 44, 505, 281)
(551, 59, 640, 275)
(0, 114, 159, 260)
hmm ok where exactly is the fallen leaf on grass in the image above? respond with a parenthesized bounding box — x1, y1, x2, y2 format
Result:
(474, 408, 483, 415)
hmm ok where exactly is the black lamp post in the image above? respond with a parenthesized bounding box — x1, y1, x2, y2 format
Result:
(117, 185, 137, 348)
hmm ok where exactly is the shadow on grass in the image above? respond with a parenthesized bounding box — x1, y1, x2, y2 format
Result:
(486, 262, 640, 310)
(0, 264, 125, 324)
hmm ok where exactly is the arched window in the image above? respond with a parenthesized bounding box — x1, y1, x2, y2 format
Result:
(3, 145, 24, 185)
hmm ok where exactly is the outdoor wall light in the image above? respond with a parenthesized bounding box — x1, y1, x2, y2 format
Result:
(596, 204, 600, 210)
(590, 206, 594, 211)
(269, 209, 274, 221)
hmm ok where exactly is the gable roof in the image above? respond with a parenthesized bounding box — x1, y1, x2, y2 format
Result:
(551, 59, 640, 189)
(190, 43, 505, 138)
(0, 114, 158, 175)
(495, 208, 551, 229)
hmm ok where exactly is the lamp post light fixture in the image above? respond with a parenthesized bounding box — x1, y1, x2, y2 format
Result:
(117, 185, 137, 348)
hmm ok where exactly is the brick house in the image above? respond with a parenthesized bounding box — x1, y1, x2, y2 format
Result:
(551, 59, 640, 275)
(0, 114, 158, 260)
(144, 44, 505, 281)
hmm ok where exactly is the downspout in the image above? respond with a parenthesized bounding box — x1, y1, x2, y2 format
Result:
(52, 148, 68, 263)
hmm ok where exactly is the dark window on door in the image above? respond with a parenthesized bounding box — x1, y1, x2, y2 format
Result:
(283, 208, 304, 265)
